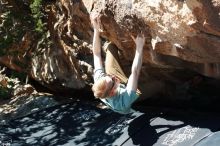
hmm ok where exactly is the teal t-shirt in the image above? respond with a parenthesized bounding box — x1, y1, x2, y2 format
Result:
(93, 68, 139, 114)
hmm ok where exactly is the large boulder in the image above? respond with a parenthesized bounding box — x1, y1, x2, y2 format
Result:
(0, 0, 220, 98)
(88, 0, 220, 76)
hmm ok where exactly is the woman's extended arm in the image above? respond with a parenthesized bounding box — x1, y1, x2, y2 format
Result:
(126, 34, 145, 92)
(91, 13, 103, 70)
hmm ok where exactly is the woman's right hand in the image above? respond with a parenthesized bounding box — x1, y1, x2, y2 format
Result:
(131, 33, 145, 51)
(136, 34, 145, 49)
(90, 12, 101, 31)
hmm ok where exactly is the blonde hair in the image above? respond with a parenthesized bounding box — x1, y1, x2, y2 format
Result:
(92, 77, 109, 99)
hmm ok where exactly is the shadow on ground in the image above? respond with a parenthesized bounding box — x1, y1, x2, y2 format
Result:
(0, 100, 138, 146)
(1, 100, 220, 146)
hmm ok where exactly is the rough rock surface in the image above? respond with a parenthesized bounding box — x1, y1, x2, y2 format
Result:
(89, 0, 220, 75)
(0, 70, 58, 124)
(0, 0, 220, 99)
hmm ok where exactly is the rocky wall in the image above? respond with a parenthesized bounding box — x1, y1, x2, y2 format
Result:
(0, 0, 220, 98)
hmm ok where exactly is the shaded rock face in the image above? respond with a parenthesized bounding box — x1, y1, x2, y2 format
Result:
(0, 0, 220, 98)
(30, 0, 94, 91)
(0, 0, 94, 92)
(0, 70, 58, 123)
